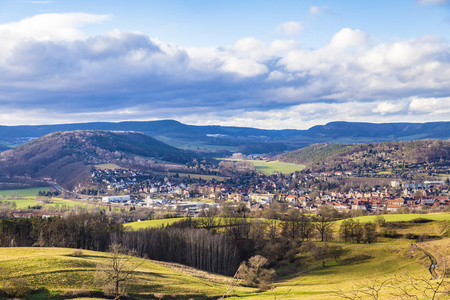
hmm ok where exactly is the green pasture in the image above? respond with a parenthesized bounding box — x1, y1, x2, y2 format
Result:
(0, 188, 93, 210)
(249, 160, 306, 175)
(339, 213, 450, 225)
(0, 187, 50, 198)
(223, 159, 306, 175)
(0, 247, 253, 299)
(125, 217, 188, 230)
(0, 238, 448, 299)
(94, 163, 123, 170)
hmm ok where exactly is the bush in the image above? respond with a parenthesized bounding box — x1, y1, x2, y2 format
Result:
(2, 277, 33, 297)
(239, 255, 276, 291)
(71, 250, 83, 257)
(411, 218, 432, 223)
(403, 233, 418, 239)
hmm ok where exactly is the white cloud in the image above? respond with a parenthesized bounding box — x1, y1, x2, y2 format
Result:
(231, 37, 266, 59)
(274, 21, 304, 36)
(0, 13, 449, 128)
(372, 101, 408, 115)
(328, 28, 370, 50)
(416, 0, 449, 5)
(221, 57, 268, 77)
(409, 96, 450, 114)
(0, 13, 111, 42)
(309, 5, 329, 15)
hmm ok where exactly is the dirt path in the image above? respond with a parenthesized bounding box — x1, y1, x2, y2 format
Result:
(412, 244, 438, 279)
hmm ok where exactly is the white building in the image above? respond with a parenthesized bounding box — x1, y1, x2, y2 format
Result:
(102, 195, 130, 203)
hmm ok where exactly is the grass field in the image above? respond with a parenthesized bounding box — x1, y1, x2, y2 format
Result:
(0, 187, 94, 210)
(125, 217, 188, 230)
(0, 237, 448, 299)
(0, 187, 50, 198)
(339, 213, 450, 224)
(0, 247, 253, 299)
(223, 159, 306, 175)
(94, 163, 123, 170)
(249, 160, 306, 175)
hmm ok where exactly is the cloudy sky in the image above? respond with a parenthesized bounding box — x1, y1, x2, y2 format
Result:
(0, 0, 449, 129)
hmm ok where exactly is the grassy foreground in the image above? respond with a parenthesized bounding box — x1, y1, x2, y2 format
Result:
(1, 237, 448, 299)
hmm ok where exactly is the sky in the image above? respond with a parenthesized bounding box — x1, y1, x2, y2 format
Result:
(0, 0, 449, 129)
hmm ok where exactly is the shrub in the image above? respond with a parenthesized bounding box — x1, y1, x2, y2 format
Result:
(239, 255, 276, 291)
(2, 277, 33, 297)
(403, 233, 417, 239)
(411, 218, 432, 223)
(71, 250, 83, 257)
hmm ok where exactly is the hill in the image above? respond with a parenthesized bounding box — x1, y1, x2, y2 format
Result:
(0, 120, 449, 154)
(0, 130, 197, 189)
(277, 139, 450, 171)
(0, 238, 448, 299)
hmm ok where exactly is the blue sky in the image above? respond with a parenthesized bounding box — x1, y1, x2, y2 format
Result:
(0, 0, 449, 129)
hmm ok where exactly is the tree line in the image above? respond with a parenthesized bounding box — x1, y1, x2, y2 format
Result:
(0, 208, 386, 276)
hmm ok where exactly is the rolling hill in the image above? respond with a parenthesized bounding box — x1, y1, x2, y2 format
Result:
(277, 139, 450, 171)
(0, 120, 449, 154)
(0, 130, 197, 189)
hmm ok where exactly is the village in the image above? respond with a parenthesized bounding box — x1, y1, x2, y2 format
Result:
(86, 164, 450, 217)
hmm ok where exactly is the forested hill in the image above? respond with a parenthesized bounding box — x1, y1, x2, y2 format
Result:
(0, 130, 197, 189)
(0, 120, 449, 154)
(277, 140, 450, 171)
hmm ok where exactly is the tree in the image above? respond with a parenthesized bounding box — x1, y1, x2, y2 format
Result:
(239, 255, 276, 291)
(96, 243, 142, 298)
(314, 206, 335, 242)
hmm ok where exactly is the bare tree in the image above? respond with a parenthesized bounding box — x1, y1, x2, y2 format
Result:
(334, 273, 391, 300)
(96, 243, 142, 298)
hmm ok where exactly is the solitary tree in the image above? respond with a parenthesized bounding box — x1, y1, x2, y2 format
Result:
(96, 243, 142, 298)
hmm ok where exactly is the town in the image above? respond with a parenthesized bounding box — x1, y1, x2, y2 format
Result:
(83, 158, 450, 218)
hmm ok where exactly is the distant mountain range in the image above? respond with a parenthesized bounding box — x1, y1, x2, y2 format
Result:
(0, 130, 197, 189)
(0, 120, 449, 154)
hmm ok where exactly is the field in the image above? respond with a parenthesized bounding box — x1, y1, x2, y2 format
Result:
(94, 163, 123, 170)
(0, 187, 50, 198)
(0, 237, 448, 299)
(0, 247, 252, 299)
(249, 160, 306, 175)
(341, 213, 450, 224)
(0, 188, 93, 210)
(125, 217, 188, 230)
(224, 159, 306, 175)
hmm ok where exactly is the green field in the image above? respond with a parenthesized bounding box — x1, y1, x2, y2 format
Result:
(224, 159, 306, 175)
(125, 217, 188, 230)
(0, 247, 252, 299)
(249, 160, 306, 175)
(339, 213, 450, 224)
(0, 188, 94, 210)
(0, 237, 448, 299)
(0, 187, 50, 198)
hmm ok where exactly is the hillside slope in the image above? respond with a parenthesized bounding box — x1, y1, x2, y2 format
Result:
(0, 120, 449, 153)
(0, 238, 448, 299)
(277, 139, 450, 171)
(0, 130, 196, 189)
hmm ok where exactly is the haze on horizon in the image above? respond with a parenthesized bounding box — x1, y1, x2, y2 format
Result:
(0, 0, 449, 130)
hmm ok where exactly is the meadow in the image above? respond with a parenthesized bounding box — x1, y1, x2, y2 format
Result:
(125, 217, 188, 230)
(0, 237, 448, 299)
(340, 213, 450, 224)
(249, 160, 306, 175)
(0, 188, 92, 210)
(223, 159, 306, 175)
